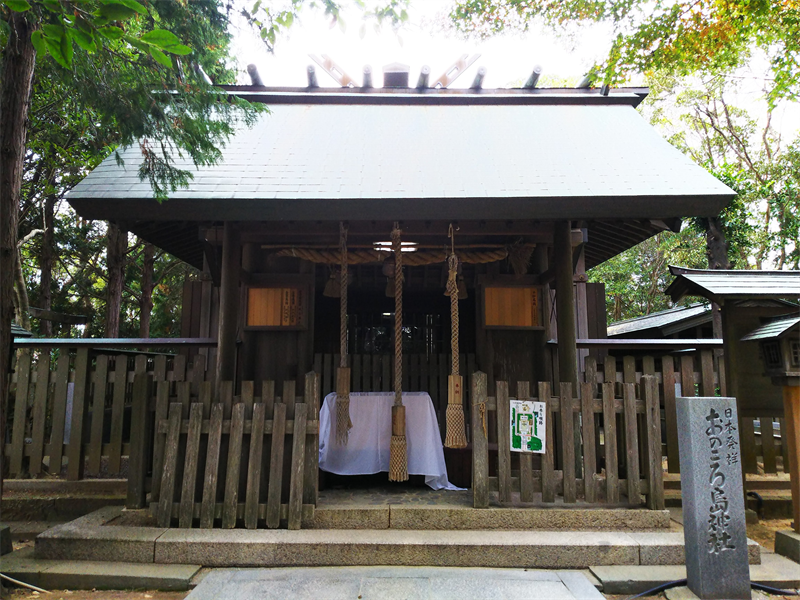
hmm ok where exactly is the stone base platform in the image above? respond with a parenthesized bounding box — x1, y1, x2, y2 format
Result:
(33, 507, 760, 570)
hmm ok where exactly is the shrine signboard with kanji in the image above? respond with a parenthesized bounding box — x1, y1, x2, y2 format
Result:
(509, 399, 546, 453)
(676, 395, 750, 599)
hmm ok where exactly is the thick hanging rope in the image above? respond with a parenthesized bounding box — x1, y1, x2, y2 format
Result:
(444, 225, 467, 449)
(335, 223, 353, 445)
(389, 223, 408, 481)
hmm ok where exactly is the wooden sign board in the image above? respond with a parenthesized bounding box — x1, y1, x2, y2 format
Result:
(483, 285, 543, 329)
(510, 399, 546, 453)
(246, 286, 307, 329)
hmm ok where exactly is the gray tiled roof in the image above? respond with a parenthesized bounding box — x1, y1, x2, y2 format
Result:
(607, 303, 710, 337)
(741, 315, 800, 341)
(666, 267, 800, 302)
(69, 101, 733, 212)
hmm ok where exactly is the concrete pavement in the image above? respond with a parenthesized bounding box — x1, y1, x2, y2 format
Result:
(185, 566, 604, 600)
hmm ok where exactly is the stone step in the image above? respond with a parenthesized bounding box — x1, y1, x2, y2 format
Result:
(148, 529, 760, 569)
(311, 505, 672, 530)
(590, 553, 800, 595)
(0, 546, 201, 591)
(34, 507, 761, 569)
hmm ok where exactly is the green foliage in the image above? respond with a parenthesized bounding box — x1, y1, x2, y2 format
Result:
(448, 0, 800, 105)
(241, 0, 409, 52)
(645, 73, 800, 269)
(590, 72, 800, 324)
(10, 0, 256, 337)
(589, 229, 708, 324)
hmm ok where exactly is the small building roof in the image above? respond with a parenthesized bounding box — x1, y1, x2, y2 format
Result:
(740, 314, 800, 341)
(607, 303, 711, 337)
(67, 87, 735, 268)
(666, 267, 800, 304)
(12, 323, 33, 338)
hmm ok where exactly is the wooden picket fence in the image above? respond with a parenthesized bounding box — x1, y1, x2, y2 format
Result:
(5, 344, 787, 494)
(471, 371, 664, 508)
(6, 348, 214, 481)
(590, 352, 788, 477)
(134, 372, 320, 530)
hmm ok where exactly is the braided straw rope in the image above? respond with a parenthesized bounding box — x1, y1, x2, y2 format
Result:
(335, 223, 352, 445)
(274, 247, 509, 266)
(389, 223, 408, 481)
(444, 234, 467, 449)
(447, 252, 460, 378)
(392, 225, 403, 409)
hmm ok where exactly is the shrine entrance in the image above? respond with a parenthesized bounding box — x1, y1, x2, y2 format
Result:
(314, 271, 479, 491)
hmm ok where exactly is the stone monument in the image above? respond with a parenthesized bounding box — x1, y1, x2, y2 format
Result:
(676, 395, 751, 599)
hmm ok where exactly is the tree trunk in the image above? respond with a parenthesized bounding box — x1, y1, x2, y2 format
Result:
(105, 223, 127, 337)
(12, 248, 30, 331)
(0, 11, 36, 499)
(705, 215, 729, 363)
(39, 194, 55, 336)
(139, 242, 155, 338)
(706, 215, 731, 270)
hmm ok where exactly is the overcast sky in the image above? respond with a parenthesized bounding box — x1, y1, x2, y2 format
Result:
(229, 1, 798, 138)
(229, 0, 614, 89)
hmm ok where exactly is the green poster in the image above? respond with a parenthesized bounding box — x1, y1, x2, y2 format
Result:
(510, 399, 546, 453)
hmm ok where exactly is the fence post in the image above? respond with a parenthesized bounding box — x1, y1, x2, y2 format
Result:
(303, 371, 320, 506)
(471, 371, 489, 508)
(66, 348, 91, 481)
(644, 375, 665, 510)
(127, 372, 152, 509)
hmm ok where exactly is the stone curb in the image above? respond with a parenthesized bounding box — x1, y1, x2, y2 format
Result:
(0, 547, 200, 591)
(1, 496, 123, 521)
(776, 530, 800, 563)
(591, 554, 800, 595)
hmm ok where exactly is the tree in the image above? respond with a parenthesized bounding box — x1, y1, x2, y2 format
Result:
(648, 73, 799, 269)
(449, 0, 800, 105)
(1, 0, 259, 495)
(588, 72, 799, 325)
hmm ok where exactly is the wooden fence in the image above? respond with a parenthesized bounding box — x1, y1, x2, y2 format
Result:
(5, 344, 787, 490)
(471, 371, 664, 508)
(590, 352, 788, 477)
(6, 346, 214, 481)
(134, 372, 320, 530)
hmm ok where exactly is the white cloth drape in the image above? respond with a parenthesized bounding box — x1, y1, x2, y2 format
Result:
(319, 392, 464, 491)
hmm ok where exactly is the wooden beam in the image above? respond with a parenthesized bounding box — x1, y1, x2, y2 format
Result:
(28, 307, 89, 324)
(204, 220, 557, 243)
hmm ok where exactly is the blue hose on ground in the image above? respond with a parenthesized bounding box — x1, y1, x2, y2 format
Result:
(624, 579, 800, 598)
(624, 579, 687, 599)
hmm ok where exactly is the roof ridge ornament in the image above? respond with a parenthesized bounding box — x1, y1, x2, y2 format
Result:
(432, 54, 480, 89)
(309, 54, 356, 87)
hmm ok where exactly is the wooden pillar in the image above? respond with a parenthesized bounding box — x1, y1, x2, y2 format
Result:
(215, 222, 241, 398)
(554, 221, 577, 386)
(240, 242, 258, 383)
(783, 385, 800, 533)
(532, 244, 551, 385)
(574, 239, 589, 381)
